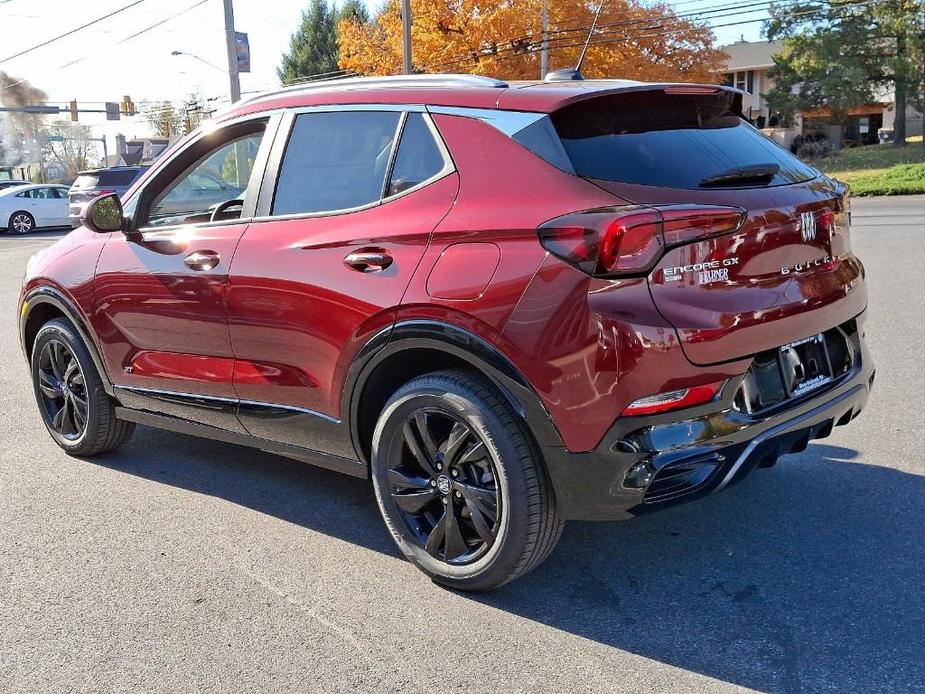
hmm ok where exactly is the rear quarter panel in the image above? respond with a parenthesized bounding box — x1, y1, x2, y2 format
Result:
(398, 113, 620, 346)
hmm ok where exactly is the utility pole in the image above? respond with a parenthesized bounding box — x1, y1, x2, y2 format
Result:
(401, 0, 413, 74)
(540, 0, 549, 79)
(222, 0, 241, 102)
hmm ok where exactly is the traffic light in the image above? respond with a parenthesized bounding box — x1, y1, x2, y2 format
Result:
(69, 99, 78, 121)
(120, 95, 136, 117)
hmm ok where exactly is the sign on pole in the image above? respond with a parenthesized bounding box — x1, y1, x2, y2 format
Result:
(234, 31, 250, 73)
(105, 102, 121, 121)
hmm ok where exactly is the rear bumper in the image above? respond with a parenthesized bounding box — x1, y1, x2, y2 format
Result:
(542, 319, 874, 520)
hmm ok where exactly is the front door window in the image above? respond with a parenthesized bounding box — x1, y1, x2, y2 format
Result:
(141, 128, 265, 228)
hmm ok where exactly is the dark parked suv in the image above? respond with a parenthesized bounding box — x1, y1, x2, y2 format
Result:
(19, 75, 873, 591)
(68, 166, 147, 226)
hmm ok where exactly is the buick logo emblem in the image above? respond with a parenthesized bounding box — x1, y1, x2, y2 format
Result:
(799, 211, 817, 242)
(436, 475, 451, 494)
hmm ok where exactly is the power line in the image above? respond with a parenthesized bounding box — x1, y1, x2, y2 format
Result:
(422, 0, 790, 71)
(424, 0, 879, 72)
(280, 68, 359, 86)
(424, 0, 804, 71)
(61, 0, 211, 69)
(0, 0, 146, 65)
(541, 0, 780, 43)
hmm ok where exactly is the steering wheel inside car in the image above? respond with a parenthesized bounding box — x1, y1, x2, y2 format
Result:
(209, 198, 244, 223)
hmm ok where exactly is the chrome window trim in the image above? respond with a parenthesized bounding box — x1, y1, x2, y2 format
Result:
(251, 107, 455, 224)
(427, 106, 546, 137)
(288, 103, 427, 115)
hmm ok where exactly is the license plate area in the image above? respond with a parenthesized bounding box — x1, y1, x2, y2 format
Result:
(779, 334, 832, 398)
(734, 327, 854, 415)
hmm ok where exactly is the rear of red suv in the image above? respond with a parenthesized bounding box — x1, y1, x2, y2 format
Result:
(494, 85, 871, 517)
(19, 77, 872, 592)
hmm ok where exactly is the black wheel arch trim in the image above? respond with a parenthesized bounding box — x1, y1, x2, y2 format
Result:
(19, 286, 115, 396)
(344, 319, 566, 462)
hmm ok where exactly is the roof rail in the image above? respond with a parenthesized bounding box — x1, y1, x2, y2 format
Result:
(244, 74, 508, 105)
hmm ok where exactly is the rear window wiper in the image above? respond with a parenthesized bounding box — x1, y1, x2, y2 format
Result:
(700, 163, 780, 188)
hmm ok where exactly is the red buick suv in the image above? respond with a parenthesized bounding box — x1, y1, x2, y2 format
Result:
(19, 75, 873, 591)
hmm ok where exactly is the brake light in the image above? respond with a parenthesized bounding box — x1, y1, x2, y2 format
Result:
(816, 208, 835, 234)
(663, 86, 722, 95)
(660, 206, 746, 247)
(538, 205, 746, 278)
(622, 381, 724, 416)
(86, 189, 116, 197)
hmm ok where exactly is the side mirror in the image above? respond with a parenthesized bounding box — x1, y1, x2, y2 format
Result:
(81, 193, 124, 233)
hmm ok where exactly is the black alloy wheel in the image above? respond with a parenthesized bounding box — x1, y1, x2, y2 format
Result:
(371, 370, 563, 591)
(388, 408, 502, 564)
(37, 339, 88, 440)
(30, 317, 135, 456)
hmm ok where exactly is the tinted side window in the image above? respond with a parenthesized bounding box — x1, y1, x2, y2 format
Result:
(386, 113, 445, 197)
(273, 111, 401, 216)
(98, 169, 143, 187)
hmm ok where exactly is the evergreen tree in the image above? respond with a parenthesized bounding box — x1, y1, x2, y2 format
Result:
(277, 0, 339, 83)
(336, 0, 369, 25)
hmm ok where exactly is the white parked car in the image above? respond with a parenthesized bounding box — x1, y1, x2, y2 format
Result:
(0, 184, 71, 234)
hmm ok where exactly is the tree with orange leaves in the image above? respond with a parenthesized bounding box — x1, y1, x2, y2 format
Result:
(337, 0, 726, 83)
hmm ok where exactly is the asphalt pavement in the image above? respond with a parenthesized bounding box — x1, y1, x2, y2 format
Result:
(0, 196, 923, 693)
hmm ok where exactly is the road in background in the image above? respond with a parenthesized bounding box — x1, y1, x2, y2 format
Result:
(1, 197, 923, 693)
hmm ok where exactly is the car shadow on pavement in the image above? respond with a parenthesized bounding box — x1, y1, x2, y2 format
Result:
(475, 443, 925, 693)
(92, 432, 924, 693)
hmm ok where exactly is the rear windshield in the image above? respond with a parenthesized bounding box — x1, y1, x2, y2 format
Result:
(73, 169, 142, 189)
(551, 90, 817, 189)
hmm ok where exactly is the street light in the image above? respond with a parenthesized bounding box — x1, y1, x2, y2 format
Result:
(170, 50, 225, 72)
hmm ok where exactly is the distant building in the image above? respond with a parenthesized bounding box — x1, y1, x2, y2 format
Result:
(106, 134, 172, 167)
(718, 39, 923, 148)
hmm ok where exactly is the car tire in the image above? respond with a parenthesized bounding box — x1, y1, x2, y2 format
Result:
(31, 318, 135, 456)
(10, 211, 34, 234)
(371, 370, 563, 592)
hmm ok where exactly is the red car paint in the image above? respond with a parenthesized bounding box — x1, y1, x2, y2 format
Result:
(21, 77, 867, 468)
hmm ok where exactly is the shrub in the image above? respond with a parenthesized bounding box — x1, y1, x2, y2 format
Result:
(798, 139, 833, 160)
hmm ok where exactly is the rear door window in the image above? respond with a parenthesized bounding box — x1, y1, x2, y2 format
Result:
(386, 113, 446, 197)
(272, 111, 401, 216)
(551, 90, 817, 189)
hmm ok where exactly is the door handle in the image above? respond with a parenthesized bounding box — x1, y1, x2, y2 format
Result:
(184, 250, 220, 271)
(344, 248, 393, 273)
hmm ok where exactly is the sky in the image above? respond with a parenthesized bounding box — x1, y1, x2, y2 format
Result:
(0, 0, 766, 149)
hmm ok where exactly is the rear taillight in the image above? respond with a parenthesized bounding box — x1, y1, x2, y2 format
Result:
(816, 208, 835, 234)
(538, 205, 746, 278)
(622, 381, 724, 416)
(833, 190, 851, 235)
(86, 189, 116, 198)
